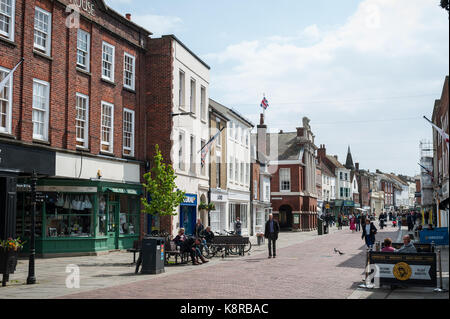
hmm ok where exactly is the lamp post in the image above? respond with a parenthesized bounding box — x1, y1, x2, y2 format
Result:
(26, 170, 37, 285)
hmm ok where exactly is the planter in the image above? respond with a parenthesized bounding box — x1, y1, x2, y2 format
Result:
(0, 249, 19, 275)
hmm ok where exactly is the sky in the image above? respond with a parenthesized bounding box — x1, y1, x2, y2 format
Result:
(106, 0, 449, 177)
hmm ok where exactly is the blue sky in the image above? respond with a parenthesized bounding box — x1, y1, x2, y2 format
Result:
(107, 0, 449, 177)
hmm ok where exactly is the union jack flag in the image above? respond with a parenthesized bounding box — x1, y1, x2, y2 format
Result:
(260, 97, 269, 110)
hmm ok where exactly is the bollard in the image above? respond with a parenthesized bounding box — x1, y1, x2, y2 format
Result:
(433, 249, 448, 292)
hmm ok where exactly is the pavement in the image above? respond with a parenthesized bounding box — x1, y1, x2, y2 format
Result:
(0, 221, 447, 299)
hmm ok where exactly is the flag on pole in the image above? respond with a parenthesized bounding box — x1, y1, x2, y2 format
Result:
(423, 116, 449, 150)
(0, 58, 24, 93)
(418, 163, 434, 182)
(199, 127, 225, 167)
(260, 97, 269, 110)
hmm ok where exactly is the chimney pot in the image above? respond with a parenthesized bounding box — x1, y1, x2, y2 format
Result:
(125, 13, 131, 20)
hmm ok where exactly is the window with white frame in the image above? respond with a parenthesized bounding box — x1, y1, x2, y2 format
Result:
(123, 108, 135, 156)
(216, 154, 221, 188)
(0, 0, 14, 40)
(201, 139, 206, 175)
(246, 163, 250, 185)
(200, 86, 206, 121)
(179, 131, 185, 170)
(102, 42, 115, 82)
(0, 67, 12, 134)
(229, 204, 236, 230)
(229, 156, 233, 182)
(279, 168, 291, 191)
(34, 7, 51, 55)
(253, 180, 258, 200)
(32, 79, 50, 141)
(100, 101, 114, 152)
(235, 158, 239, 182)
(240, 162, 244, 184)
(190, 78, 196, 114)
(179, 70, 185, 109)
(77, 29, 90, 71)
(256, 211, 265, 229)
(240, 204, 247, 228)
(216, 119, 221, 146)
(123, 53, 135, 90)
(190, 135, 195, 173)
(75, 93, 89, 148)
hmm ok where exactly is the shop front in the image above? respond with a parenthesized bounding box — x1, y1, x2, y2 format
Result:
(210, 190, 228, 234)
(179, 193, 197, 236)
(16, 179, 142, 256)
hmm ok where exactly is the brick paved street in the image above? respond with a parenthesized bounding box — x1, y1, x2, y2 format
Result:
(59, 225, 398, 299)
(2, 223, 447, 300)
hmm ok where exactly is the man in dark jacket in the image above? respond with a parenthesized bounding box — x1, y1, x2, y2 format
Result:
(194, 219, 205, 238)
(264, 214, 280, 258)
(361, 219, 377, 250)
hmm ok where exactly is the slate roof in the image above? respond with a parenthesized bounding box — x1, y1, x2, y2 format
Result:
(325, 155, 346, 169)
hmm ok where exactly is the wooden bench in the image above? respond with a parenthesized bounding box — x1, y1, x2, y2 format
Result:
(165, 240, 189, 265)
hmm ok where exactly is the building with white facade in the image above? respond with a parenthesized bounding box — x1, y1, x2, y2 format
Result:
(170, 37, 210, 236)
(207, 100, 253, 235)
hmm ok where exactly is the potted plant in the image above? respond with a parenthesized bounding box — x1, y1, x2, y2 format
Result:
(1, 237, 24, 285)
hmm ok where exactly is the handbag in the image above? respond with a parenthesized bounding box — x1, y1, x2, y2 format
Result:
(84, 195, 93, 209)
(56, 194, 64, 207)
(63, 195, 71, 209)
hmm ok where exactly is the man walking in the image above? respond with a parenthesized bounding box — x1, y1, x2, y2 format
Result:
(264, 213, 280, 258)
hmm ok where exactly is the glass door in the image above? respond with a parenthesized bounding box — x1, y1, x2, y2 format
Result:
(107, 201, 119, 250)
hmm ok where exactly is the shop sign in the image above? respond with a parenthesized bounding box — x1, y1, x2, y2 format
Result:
(0, 142, 55, 175)
(68, 0, 96, 17)
(182, 194, 197, 206)
(211, 192, 228, 202)
(38, 185, 97, 193)
(325, 204, 330, 209)
(344, 200, 354, 207)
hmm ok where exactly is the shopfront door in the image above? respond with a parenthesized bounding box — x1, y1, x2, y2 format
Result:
(107, 202, 119, 250)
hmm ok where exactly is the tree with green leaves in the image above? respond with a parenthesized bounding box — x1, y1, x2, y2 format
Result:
(441, 0, 449, 12)
(141, 145, 185, 221)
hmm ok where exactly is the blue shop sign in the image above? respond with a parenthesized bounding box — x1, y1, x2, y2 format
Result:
(419, 228, 449, 246)
(181, 193, 197, 206)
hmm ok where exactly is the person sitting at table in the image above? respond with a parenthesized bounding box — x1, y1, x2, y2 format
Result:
(183, 237, 209, 265)
(381, 238, 395, 252)
(395, 235, 417, 253)
(201, 226, 215, 243)
(173, 228, 187, 249)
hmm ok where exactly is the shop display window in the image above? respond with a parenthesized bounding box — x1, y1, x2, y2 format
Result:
(119, 194, 139, 235)
(16, 192, 43, 238)
(98, 195, 107, 236)
(45, 193, 94, 238)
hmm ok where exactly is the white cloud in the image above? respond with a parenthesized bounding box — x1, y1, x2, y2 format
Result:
(206, 0, 449, 175)
(132, 14, 183, 36)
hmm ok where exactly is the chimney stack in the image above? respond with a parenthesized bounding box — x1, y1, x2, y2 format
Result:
(317, 144, 326, 159)
(355, 162, 359, 171)
(125, 13, 131, 20)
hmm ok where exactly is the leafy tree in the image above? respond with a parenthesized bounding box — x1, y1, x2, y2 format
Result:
(441, 0, 449, 12)
(141, 145, 185, 218)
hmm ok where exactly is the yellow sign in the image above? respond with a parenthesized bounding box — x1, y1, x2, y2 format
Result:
(325, 204, 330, 209)
(393, 262, 412, 281)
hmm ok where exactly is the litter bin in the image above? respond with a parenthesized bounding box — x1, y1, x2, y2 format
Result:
(317, 218, 324, 235)
(141, 236, 165, 274)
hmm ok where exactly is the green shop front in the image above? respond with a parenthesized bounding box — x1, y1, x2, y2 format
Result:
(17, 179, 142, 256)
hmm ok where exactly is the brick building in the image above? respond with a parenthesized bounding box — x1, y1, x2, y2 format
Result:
(145, 35, 211, 236)
(0, 0, 151, 255)
(268, 117, 318, 231)
(431, 75, 449, 227)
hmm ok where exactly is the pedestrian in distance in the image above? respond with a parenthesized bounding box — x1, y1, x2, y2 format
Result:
(379, 212, 385, 229)
(407, 213, 413, 231)
(234, 217, 242, 236)
(361, 219, 377, 251)
(350, 214, 356, 233)
(264, 213, 280, 258)
(356, 214, 361, 232)
(337, 214, 343, 230)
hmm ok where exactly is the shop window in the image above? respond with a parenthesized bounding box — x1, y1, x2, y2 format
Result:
(240, 204, 247, 228)
(45, 193, 94, 237)
(119, 194, 139, 235)
(16, 192, 43, 238)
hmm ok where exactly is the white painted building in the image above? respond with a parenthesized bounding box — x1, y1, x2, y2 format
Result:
(207, 100, 253, 235)
(170, 36, 210, 236)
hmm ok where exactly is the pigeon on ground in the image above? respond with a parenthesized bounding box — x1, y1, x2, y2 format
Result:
(334, 248, 345, 255)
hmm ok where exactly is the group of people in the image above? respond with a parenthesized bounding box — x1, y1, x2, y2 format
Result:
(381, 235, 417, 253)
(173, 219, 215, 265)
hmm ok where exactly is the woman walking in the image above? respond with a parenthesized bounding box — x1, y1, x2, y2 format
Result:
(361, 219, 377, 250)
(350, 214, 356, 233)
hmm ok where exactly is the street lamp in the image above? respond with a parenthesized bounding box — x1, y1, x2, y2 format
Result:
(26, 170, 37, 285)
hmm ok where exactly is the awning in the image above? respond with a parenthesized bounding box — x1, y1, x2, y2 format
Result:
(102, 187, 142, 195)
